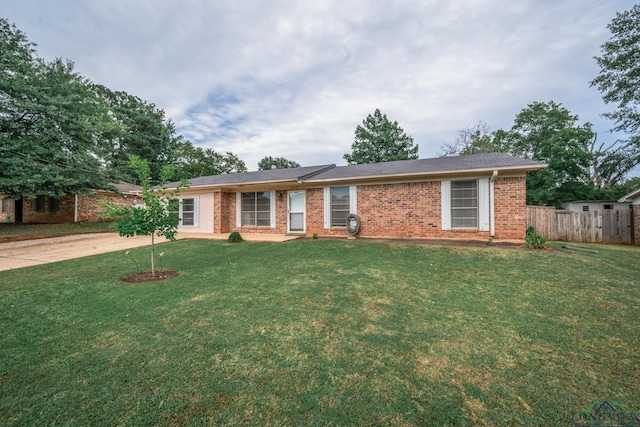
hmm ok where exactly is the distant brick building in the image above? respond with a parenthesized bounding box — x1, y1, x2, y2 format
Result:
(0, 183, 141, 224)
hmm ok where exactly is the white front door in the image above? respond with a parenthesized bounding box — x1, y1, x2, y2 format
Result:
(288, 191, 305, 233)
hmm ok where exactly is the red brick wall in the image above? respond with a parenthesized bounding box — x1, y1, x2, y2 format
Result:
(1, 197, 15, 223)
(493, 176, 527, 239)
(214, 177, 528, 240)
(22, 195, 75, 223)
(77, 192, 132, 222)
(305, 177, 527, 240)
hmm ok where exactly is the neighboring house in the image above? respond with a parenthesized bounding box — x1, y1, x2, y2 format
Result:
(167, 153, 546, 240)
(562, 200, 631, 212)
(0, 183, 141, 224)
(618, 187, 640, 245)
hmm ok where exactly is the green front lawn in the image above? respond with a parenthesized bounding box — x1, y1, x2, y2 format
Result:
(1, 239, 638, 425)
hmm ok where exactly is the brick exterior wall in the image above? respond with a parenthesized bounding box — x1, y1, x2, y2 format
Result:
(76, 191, 132, 222)
(22, 195, 75, 223)
(493, 176, 527, 239)
(7, 191, 133, 224)
(1, 197, 15, 223)
(210, 176, 528, 240)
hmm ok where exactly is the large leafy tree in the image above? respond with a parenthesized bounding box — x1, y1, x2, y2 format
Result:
(439, 121, 505, 157)
(171, 141, 247, 180)
(257, 156, 300, 170)
(96, 87, 183, 184)
(591, 4, 640, 136)
(499, 101, 595, 206)
(343, 109, 418, 164)
(590, 4, 640, 188)
(0, 19, 113, 198)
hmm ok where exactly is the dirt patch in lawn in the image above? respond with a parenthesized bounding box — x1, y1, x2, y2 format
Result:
(120, 270, 181, 283)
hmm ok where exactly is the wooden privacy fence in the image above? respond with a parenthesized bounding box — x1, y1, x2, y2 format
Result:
(526, 206, 632, 244)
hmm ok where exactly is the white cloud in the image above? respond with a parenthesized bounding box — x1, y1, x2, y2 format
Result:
(3, 0, 633, 171)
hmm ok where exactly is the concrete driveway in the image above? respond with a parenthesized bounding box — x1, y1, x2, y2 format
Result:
(0, 232, 302, 272)
(0, 233, 156, 272)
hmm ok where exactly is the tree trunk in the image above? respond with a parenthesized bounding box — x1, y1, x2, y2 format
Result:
(151, 233, 155, 276)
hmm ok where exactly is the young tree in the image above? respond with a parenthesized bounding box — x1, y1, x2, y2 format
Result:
(101, 156, 188, 276)
(343, 109, 418, 164)
(257, 156, 301, 170)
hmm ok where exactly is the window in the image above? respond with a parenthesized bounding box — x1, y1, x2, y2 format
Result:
(603, 204, 613, 210)
(181, 198, 195, 226)
(241, 192, 271, 226)
(451, 180, 478, 228)
(330, 186, 350, 227)
(36, 195, 45, 212)
(49, 197, 59, 212)
(1, 198, 10, 214)
(170, 197, 198, 227)
(323, 186, 357, 229)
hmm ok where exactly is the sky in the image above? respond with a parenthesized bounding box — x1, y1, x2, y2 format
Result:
(2, 0, 634, 171)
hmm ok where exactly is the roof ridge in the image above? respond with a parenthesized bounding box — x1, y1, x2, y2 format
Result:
(297, 164, 336, 181)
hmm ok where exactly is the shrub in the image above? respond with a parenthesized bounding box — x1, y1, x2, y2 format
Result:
(524, 226, 547, 249)
(228, 231, 243, 243)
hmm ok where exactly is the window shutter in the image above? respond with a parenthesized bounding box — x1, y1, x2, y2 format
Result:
(349, 186, 357, 214)
(478, 179, 489, 231)
(236, 192, 242, 228)
(270, 191, 276, 228)
(323, 187, 330, 229)
(441, 180, 451, 230)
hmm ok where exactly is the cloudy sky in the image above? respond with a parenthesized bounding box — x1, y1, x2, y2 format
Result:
(2, 0, 632, 170)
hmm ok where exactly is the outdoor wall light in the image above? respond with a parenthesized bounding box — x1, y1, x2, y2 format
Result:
(278, 192, 283, 202)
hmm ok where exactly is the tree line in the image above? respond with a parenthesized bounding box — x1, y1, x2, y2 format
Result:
(0, 19, 292, 199)
(3, 4, 640, 209)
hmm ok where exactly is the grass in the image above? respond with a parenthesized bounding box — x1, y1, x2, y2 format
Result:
(0, 239, 638, 425)
(0, 221, 114, 240)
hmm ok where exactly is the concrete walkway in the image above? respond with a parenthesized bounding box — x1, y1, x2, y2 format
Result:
(0, 232, 302, 272)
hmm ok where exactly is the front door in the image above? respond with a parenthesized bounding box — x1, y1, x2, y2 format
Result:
(288, 191, 305, 233)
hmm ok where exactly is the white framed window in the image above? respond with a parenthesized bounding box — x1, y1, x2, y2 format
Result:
(324, 186, 357, 228)
(451, 180, 478, 228)
(239, 191, 273, 227)
(1, 198, 10, 214)
(442, 179, 489, 231)
(170, 197, 199, 227)
(181, 197, 197, 226)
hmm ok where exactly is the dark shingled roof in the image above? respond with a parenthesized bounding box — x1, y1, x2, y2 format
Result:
(302, 153, 546, 182)
(175, 164, 336, 188)
(166, 153, 545, 189)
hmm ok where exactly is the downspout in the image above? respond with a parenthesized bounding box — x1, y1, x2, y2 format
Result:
(490, 170, 498, 237)
(74, 194, 79, 223)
